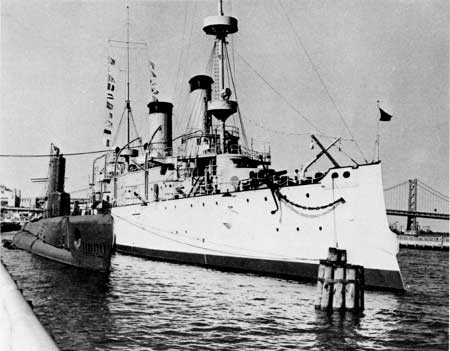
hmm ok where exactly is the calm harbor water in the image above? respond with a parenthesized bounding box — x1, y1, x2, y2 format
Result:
(0, 246, 448, 351)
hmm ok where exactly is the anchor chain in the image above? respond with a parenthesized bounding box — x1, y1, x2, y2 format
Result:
(275, 189, 345, 210)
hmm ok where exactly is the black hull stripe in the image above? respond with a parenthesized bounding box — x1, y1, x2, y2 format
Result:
(116, 244, 405, 292)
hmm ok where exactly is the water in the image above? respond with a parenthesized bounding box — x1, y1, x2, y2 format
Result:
(1, 246, 448, 350)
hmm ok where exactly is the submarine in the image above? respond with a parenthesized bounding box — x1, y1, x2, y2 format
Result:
(12, 145, 114, 272)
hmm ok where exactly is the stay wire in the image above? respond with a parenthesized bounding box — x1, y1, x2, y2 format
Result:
(277, 0, 368, 163)
(236, 53, 323, 133)
(0, 149, 112, 158)
(225, 44, 248, 148)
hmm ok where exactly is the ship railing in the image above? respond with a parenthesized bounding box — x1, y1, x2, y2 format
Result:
(208, 124, 240, 138)
(239, 145, 271, 162)
(191, 172, 291, 196)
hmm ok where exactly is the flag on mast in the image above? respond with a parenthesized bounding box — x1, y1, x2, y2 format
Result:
(379, 107, 392, 121)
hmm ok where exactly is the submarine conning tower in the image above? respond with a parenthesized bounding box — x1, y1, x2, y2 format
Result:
(188, 74, 214, 134)
(147, 101, 174, 157)
(46, 144, 70, 218)
(203, 0, 238, 154)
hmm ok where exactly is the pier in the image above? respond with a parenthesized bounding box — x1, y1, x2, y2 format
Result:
(397, 234, 449, 251)
(0, 258, 60, 351)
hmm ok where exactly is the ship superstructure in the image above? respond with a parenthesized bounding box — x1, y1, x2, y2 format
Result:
(92, 1, 404, 290)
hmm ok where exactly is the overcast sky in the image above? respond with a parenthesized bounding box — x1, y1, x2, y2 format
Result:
(1, 0, 448, 228)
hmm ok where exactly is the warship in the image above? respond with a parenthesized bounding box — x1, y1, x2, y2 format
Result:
(91, 1, 404, 290)
(12, 145, 114, 272)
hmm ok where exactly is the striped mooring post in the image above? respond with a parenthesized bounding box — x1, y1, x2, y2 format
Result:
(315, 247, 364, 312)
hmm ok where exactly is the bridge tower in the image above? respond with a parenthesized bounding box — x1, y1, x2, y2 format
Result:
(406, 179, 418, 232)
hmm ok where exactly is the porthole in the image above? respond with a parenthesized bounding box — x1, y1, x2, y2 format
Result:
(296, 227, 299, 231)
(264, 197, 268, 201)
(319, 226, 322, 231)
(246, 198, 250, 203)
(343, 171, 350, 178)
(215, 201, 218, 205)
(306, 193, 310, 198)
(331, 172, 339, 179)
(190, 204, 193, 208)
(202, 203, 205, 207)
(276, 228, 279, 232)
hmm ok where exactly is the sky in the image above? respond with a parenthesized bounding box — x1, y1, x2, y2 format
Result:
(1, 0, 448, 228)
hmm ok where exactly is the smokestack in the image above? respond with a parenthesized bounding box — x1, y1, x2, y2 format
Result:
(188, 75, 214, 134)
(147, 101, 174, 157)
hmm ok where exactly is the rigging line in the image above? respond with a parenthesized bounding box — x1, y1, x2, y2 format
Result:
(184, 89, 204, 133)
(237, 53, 323, 133)
(0, 149, 112, 158)
(175, 0, 198, 107)
(172, 0, 190, 99)
(231, 69, 356, 142)
(129, 110, 141, 144)
(337, 145, 359, 165)
(225, 44, 248, 148)
(112, 107, 127, 146)
(230, 1, 236, 81)
(277, 0, 367, 163)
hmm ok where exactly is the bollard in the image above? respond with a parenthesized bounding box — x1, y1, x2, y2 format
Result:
(315, 247, 364, 312)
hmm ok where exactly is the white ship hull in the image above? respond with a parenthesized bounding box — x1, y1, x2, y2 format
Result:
(112, 163, 404, 291)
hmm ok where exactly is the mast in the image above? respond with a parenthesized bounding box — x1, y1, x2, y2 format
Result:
(126, 4, 131, 147)
(203, 0, 238, 154)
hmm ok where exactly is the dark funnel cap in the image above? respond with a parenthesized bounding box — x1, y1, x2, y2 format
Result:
(147, 101, 173, 115)
(188, 75, 214, 93)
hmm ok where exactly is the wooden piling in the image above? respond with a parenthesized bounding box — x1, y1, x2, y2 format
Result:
(332, 266, 345, 309)
(320, 263, 333, 310)
(315, 247, 364, 312)
(344, 267, 355, 309)
(314, 264, 325, 307)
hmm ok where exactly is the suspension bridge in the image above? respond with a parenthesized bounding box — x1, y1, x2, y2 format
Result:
(384, 179, 449, 231)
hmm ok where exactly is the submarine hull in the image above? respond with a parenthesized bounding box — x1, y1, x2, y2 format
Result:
(13, 214, 114, 272)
